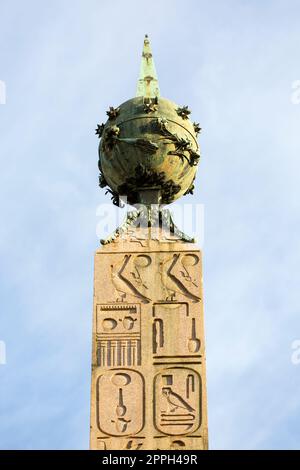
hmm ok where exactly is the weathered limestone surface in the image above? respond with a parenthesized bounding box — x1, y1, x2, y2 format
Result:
(90, 234, 208, 450)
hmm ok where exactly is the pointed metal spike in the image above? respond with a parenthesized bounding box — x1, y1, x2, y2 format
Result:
(136, 35, 160, 98)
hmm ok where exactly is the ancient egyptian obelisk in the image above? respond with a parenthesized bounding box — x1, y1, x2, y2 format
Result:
(90, 36, 208, 451)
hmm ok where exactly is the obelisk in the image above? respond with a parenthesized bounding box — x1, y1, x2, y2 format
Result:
(90, 36, 208, 451)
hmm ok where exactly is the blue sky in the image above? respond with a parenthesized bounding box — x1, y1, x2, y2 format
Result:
(0, 0, 300, 449)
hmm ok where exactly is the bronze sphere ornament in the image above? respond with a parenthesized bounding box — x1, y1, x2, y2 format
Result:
(95, 35, 202, 244)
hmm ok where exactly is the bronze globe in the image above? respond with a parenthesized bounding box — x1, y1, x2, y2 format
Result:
(97, 96, 200, 206)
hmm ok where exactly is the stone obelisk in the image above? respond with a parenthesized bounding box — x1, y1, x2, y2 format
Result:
(90, 36, 208, 451)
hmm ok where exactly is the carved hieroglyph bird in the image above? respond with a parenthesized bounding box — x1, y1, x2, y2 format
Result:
(159, 255, 200, 302)
(162, 387, 195, 413)
(110, 255, 151, 303)
(159, 257, 186, 301)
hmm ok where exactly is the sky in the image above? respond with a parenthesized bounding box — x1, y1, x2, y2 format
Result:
(0, 0, 300, 450)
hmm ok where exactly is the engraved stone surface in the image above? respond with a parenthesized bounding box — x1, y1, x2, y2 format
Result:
(154, 367, 201, 436)
(89, 236, 208, 450)
(96, 369, 144, 436)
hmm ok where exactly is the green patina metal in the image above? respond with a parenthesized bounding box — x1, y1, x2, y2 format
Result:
(136, 34, 160, 99)
(95, 35, 202, 236)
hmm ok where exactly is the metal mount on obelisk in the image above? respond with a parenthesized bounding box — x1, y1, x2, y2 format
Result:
(90, 35, 208, 450)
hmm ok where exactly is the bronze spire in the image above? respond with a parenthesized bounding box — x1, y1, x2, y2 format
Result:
(136, 34, 160, 99)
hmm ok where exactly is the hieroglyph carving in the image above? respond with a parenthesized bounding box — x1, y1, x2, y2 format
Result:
(153, 303, 201, 358)
(91, 246, 207, 449)
(154, 367, 201, 436)
(111, 254, 152, 303)
(159, 254, 200, 302)
(96, 304, 141, 367)
(97, 369, 145, 436)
